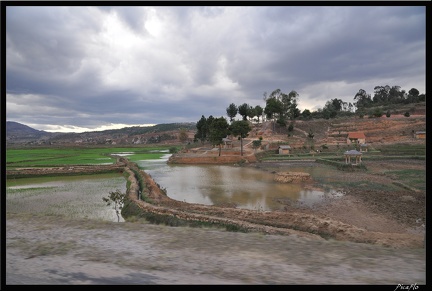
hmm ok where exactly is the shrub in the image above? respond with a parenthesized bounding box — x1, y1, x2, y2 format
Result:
(288, 124, 294, 132)
(102, 190, 126, 222)
(375, 109, 383, 117)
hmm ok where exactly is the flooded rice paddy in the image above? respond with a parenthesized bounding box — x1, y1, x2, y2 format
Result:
(6, 173, 126, 222)
(6, 151, 343, 218)
(136, 154, 343, 212)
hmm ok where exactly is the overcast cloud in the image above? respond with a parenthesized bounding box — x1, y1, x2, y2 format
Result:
(5, 5, 426, 132)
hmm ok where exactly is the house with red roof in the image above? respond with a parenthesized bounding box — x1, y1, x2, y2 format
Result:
(347, 132, 366, 144)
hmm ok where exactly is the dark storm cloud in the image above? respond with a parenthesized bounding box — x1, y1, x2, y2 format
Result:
(5, 5, 426, 132)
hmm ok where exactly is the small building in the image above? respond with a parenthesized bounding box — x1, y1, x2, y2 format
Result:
(360, 143, 368, 152)
(415, 131, 426, 139)
(278, 145, 291, 155)
(347, 132, 366, 144)
(344, 150, 363, 165)
(222, 136, 233, 148)
(265, 143, 280, 151)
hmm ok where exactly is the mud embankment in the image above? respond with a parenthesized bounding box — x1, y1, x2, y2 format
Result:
(121, 158, 424, 249)
(167, 149, 257, 164)
(6, 163, 126, 178)
(6, 156, 424, 249)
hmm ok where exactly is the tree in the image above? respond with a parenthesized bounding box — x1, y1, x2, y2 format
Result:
(280, 91, 292, 117)
(178, 128, 188, 143)
(322, 98, 347, 119)
(102, 190, 126, 222)
(301, 109, 311, 119)
(354, 89, 372, 110)
(291, 106, 301, 120)
(226, 103, 238, 122)
(288, 123, 294, 134)
(206, 115, 215, 138)
(408, 88, 420, 97)
(287, 90, 300, 120)
(252, 139, 262, 152)
(238, 103, 249, 120)
(388, 85, 403, 103)
(264, 97, 283, 131)
(276, 115, 287, 127)
(208, 117, 229, 156)
(373, 85, 389, 104)
(206, 115, 215, 127)
(247, 106, 256, 122)
(308, 129, 314, 139)
(194, 115, 208, 144)
(264, 88, 301, 123)
(407, 88, 420, 103)
(254, 105, 263, 123)
(330, 98, 345, 111)
(229, 120, 251, 156)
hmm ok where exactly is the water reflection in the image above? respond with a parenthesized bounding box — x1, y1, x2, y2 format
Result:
(136, 156, 342, 212)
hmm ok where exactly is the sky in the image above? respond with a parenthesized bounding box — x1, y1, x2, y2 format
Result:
(4, 5, 426, 133)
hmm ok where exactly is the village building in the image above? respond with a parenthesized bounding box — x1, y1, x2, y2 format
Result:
(278, 145, 291, 155)
(344, 149, 363, 165)
(222, 136, 233, 149)
(360, 143, 369, 152)
(347, 132, 366, 144)
(414, 131, 426, 139)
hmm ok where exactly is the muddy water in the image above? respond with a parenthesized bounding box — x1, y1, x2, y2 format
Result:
(5, 154, 342, 215)
(136, 155, 342, 211)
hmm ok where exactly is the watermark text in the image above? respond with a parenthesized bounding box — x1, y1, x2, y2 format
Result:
(394, 283, 419, 291)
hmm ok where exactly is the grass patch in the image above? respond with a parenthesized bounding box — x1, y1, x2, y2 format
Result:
(375, 143, 426, 156)
(384, 169, 426, 191)
(319, 180, 401, 192)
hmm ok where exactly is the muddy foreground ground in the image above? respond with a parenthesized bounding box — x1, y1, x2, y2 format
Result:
(5, 159, 427, 285)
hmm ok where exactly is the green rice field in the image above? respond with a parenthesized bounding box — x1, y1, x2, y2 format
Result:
(5, 145, 176, 221)
(6, 146, 176, 169)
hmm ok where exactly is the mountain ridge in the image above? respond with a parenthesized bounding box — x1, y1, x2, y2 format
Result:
(5, 121, 196, 146)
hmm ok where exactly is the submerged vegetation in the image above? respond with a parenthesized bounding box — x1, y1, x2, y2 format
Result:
(6, 173, 126, 221)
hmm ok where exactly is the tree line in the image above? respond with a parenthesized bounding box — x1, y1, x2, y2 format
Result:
(193, 85, 424, 152)
(194, 115, 251, 156)
(312, 85, 425, 120)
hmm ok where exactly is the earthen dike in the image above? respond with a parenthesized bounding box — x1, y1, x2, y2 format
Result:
(119, 157, 424, 249)
(7, 149, 424, 249)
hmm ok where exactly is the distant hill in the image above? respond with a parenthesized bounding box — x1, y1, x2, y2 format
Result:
(6, 121, 55, 144)
(5, 121, 197, 146)
(6, 121, 45, 134)
(6, 104, 425, 147)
